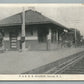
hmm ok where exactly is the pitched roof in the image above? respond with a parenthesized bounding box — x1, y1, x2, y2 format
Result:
(0, 9, 69, 30)
(0, 13, 22, 26)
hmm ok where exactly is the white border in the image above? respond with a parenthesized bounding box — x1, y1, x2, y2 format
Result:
(0, 3, 84, 80)
(0, 74, 84, 80)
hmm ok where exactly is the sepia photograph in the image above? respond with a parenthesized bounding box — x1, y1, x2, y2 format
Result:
(0, 4, 84, 78)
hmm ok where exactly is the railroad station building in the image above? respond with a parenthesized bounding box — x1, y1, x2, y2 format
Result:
(0, 9, 69, 51)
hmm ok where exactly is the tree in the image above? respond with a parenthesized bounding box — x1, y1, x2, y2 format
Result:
(61, 28, 82, 47)
(70, 28, 81, 44)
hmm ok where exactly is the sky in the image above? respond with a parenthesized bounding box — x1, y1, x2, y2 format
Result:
(0, 4, 84, 35)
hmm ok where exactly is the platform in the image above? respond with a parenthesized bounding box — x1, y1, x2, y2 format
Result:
(0, 47, 84, 74)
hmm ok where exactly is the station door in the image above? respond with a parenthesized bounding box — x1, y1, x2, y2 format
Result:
(10, 31, 18, 50)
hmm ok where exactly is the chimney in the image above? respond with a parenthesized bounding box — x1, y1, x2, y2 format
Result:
(28, 6, 35, 11)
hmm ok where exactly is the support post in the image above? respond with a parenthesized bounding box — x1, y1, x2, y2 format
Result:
(47, 29, 51, 50)
(56, 30, 59, 44)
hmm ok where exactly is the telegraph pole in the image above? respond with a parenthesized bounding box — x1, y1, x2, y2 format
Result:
(21, 7, 26, 51)
(75, 28, 77, 48)
(72, 20, 79, 48)
(74, 20, 80, 48)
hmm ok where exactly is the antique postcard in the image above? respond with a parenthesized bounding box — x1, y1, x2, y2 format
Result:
(0, 4, 84, 80)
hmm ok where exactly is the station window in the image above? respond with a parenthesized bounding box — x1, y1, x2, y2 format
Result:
(27, 28, 33, 36)
(37, 28, 48, 43)
(27, 27, 37, 36)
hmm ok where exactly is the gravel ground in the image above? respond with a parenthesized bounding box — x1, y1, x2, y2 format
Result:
(0, 47, 84, 74)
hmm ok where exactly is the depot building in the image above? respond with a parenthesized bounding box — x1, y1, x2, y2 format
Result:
(0, 9, 69, 51)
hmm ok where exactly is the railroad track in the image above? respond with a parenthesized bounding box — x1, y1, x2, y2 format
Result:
(23, 51, 84, 74)
(45, 51, 84, 74)
(61, 56, 84, 74)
